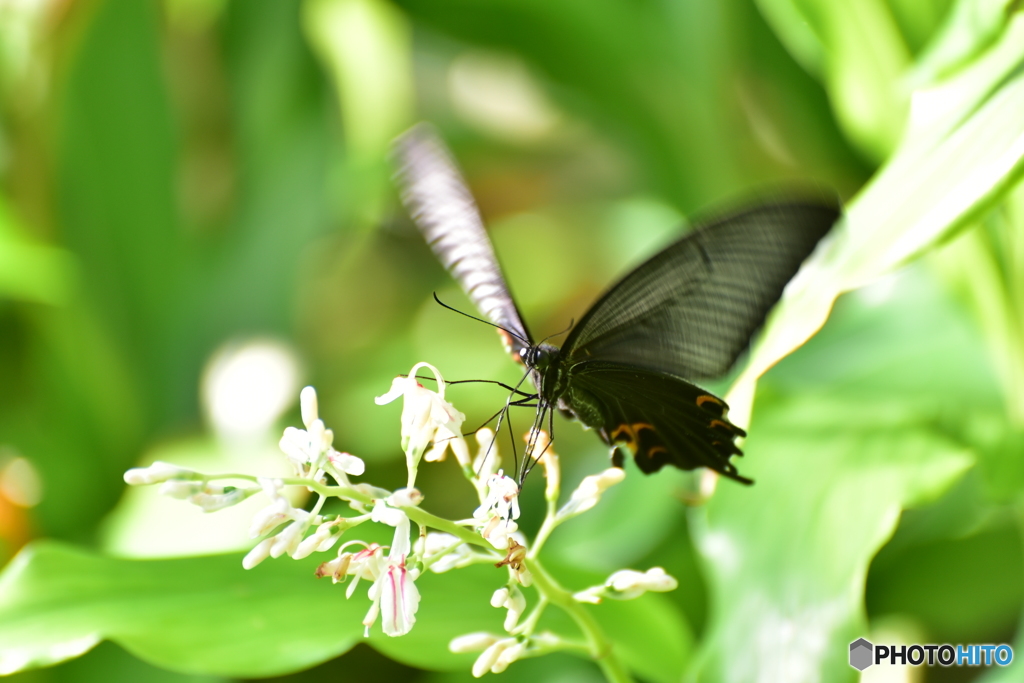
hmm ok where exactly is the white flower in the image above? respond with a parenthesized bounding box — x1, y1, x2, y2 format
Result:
(327, 451, 365, 477)
(315, 542, 384, 587)
(475, 472, 520, 522)
(124, 461, 195, 485)
(269, 510, 313, 558)
(473, 472, 521, 549)
(556, 467, 626, 520)
(293, 519, 342, 559)
(279, 386, 365, 481)
(491, 585, 527, 632)
(605, 566, 677, 597)
(416, 532, 474, 573)
(471, 637, 523, 677)
(574, 567, 678, 603)
(375, 363, 470, 471)
(371, 498, 412, 558)
(364, 555, 421, 637)
(249, 496, 292, 538)
(471, 428, 501, 481)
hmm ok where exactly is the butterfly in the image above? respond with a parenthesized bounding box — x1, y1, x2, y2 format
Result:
(392, 124, 839, 485)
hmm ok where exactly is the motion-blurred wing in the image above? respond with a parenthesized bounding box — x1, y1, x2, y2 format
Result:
(563, 200, 839, 380)
(392, 124, 532, 358)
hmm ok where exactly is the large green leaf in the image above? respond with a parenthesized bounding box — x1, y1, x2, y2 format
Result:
(0, 538, 691, 680)
(688, 398, 972, 681)
(728, 12, 1024, 427)
(0, 542, 362, 676)
(755, 0, 912, 159)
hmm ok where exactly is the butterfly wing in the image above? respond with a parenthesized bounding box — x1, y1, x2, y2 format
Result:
(563, 360, 751, 483)
(562, 200, 839, 380)
(392, 124, 533, 358)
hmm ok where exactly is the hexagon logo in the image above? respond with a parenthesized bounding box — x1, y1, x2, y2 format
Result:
(849, 638, 873, 671)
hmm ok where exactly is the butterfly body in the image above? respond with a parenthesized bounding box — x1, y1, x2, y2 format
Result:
(393, 124, 839, 485)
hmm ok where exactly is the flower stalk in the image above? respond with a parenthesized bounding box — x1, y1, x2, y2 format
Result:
(123, 362, 676, 681)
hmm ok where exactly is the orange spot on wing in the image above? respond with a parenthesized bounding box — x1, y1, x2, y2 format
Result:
(696, 395, 723, 408)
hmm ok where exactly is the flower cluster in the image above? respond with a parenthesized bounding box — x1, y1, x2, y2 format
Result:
(124, 361, 678, 679)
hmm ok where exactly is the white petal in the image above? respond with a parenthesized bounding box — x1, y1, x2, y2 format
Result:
(300, 386, 319, 428)
(375, 376, 412, 405)
(380, 563, 421, 636)
(329, 451, 365, 476)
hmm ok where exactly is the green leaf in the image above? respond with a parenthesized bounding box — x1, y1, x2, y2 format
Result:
(0, 542, 363, 676)
(688, 399, 972, 682)
(303, 0, 415, 226)
(867, 514, 1023, 642)
(0, 537, 691, 680)
(0, 198, 76, 306)
(756, 0, 912, 159)
(729, 13, 1024, 427)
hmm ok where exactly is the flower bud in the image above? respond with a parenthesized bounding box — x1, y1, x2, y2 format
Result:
(449, 632, 499, 653)
(242, 538, 274, 569)
(123, 461, 193, 486)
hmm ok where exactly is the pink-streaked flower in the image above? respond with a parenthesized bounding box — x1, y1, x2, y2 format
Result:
(556, 467, 626, 520)
(375, 363, 470, 474)
(315, 542, 385, 589)
(574, 566, 678, 603)
(364, 555, 421, 637)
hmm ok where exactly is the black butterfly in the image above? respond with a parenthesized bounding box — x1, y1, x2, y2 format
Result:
(392, 125, 839, 485)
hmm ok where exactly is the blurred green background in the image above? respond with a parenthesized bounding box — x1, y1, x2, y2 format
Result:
(1, 0, 1023, 681)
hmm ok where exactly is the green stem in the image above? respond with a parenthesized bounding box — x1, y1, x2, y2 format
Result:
(526, 556, 634, 683)
(401, 506, 501, 553)
(531, 513, 560, 556)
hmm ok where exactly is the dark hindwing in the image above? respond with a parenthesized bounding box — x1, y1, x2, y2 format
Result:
(392, 124, 533, 358)
(564, 361, 751, 484)
(562, 200, 839, 380)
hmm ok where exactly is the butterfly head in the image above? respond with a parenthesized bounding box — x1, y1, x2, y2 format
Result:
(520, 343, 559, 373)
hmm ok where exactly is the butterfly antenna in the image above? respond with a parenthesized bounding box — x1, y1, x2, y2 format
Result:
(477, 368, 533, 478)
(432, 293, 531, 346)
(535, 318, 575, 347)
(521, 400, 556, 484)
(412, 374, 535, 399)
